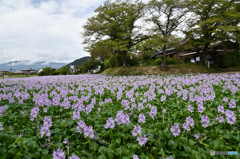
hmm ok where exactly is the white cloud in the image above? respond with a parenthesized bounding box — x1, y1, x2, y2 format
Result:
(0, 0, 105, 64)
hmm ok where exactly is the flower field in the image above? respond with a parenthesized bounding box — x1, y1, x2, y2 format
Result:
(0, 74, 239, 159)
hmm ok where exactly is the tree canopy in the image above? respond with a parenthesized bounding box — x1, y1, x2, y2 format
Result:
(82, 0, 240, 68)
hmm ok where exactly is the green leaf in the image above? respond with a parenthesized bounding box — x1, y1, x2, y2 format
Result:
(168, 140, 177, 150)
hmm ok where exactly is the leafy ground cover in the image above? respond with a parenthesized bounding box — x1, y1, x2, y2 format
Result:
(0, 74, 239, 159)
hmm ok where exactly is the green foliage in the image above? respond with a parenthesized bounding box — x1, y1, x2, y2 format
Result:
(143, 59, 153, 66)
(59, 66, 70, 75)
(215, 51, 240, 68)
(83, 0, 146, 66)
(38, 67, 58, 76)
(79, 58, 102, 73)
(183, 56, 191, 63)
(165, 57, 181, 65)
(154, 58, 162, 66)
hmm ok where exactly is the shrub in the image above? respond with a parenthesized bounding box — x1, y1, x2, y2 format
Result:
(165, 57, 180, 64)
(143, 59, 153, 66)
(154, 58, 162, 66)
(183, 56, 191, 63)
(215, 51, 240, 68)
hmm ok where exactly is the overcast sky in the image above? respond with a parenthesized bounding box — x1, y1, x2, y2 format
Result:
(0, 0, 106, 64)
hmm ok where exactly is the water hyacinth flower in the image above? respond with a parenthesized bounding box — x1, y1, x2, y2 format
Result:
(63, 138, 69, 144)
(53, 148, 65, 159)
(170, 123, 180, 137)
(43, 116, 52, 127)
(115, 111, 130, 125)
(162, 108, 166, 114)
(83, 126, 95, 139)
(218, 105, 224, 114)
(69, 155, 80, 159)
(104, 117, 115, 129)
(133, 155, 139, 159)
(216, 115, 224, 123)
(77, 120, 86, 134)
(72, 111, 80, 120)
(0, 123, 3, 130)
(225, 109, 236, 125)
(194, 133, 200, 139)
(40, 126, 50, 138)
(222, 97, 228, 102)
(43, 108, 47, 113)
(149, 106, 157, 119)
(182, 122, 190, 132)
(188, 105, 194, 113)
(30, 107, 40, 121)
(201, 115, 210, 128)
(229, 99, 236, 108)
(197, 103, 205, 113)
(186, 116, 194, 128)
(132, 125, 142, 137)
(138, 113, 146, 124)
(161, 95, 166, 101)
(137, 134, 148, 146)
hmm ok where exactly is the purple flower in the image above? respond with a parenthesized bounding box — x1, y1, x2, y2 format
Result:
(197, 103, 205, 113)
(150, 106, 157, 119)
(72, 111, 80, 120)
(138, 113, 146, 124)
(133, 155, 139, 159)
(69, 155, 80, 159)
(43, 108, 47, 113)
(30, 107, 39, 121)
(222, 97, 228, 102)
(53, 148, 65, 159)
(63, 138, 69, 144)
(132, 125, 142, 137)
(201, 115, 210, 128)
(104, 117, 115, 129)
(43, 116, 52, 127)
(170, 123, 180, 137)
(162, 108, 166, 114)
(182, 122, 190, 132)
(225, 109, 234, 117)
(188, 105, 194, 113)
(218, 105, 224, 114)
(216, 115, 224, 123)
(229, 99, 236, 108)
(137, 134, 148, 146)
(194, 133, 200, 139)
(0, 123, 3, 130)
(226, 115, 236, 125)
(186, 116, 194, 128)
(77, 120, 86, 134)
(83, 126, 95, 139)
(40, 125, 50, 138)
(161, 95, 166, 101)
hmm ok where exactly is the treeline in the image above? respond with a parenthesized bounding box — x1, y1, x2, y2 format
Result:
(82, 0, 240, 68)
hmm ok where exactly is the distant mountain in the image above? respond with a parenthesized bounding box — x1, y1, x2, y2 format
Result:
(66, 56, 90, 68)
(0, 61, 66, 71)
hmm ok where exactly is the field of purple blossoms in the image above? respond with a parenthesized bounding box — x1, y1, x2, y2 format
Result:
(0, 74, 239, 159)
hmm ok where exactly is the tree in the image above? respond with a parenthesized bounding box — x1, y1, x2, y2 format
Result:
(187, 0, 240, 64)
(83, 0, 147, 66)
(146, 0, 189, 67)
(59, 66, 70, 75)
(38, 67, 58, 76)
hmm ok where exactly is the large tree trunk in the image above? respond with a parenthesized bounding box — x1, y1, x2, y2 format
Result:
(122, 51, 127, 67)
(202, 43, 209, 65)
(161, 45, 167, 67)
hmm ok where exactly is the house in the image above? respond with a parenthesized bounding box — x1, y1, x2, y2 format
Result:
(0, 70, 8, 76)
(21, 68, 37, 75)
(151, 38, 239, 64)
